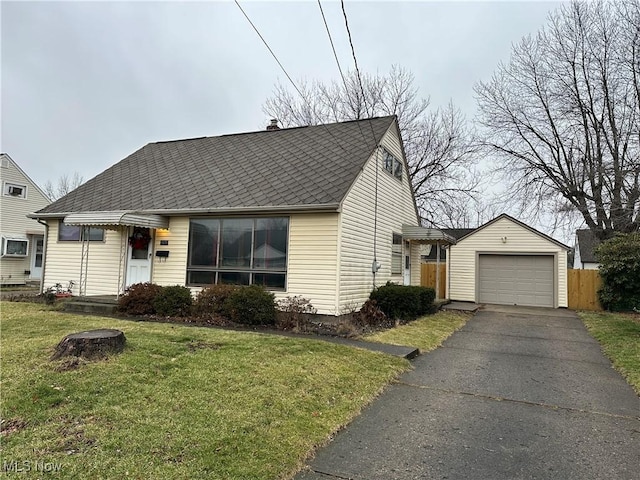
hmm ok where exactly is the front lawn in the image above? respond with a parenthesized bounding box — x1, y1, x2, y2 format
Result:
(579, 311, 640, 394)
(0, 302, 409, 479)
(365, 310, 470, 353)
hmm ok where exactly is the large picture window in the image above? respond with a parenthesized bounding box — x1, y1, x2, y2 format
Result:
(58, 223, 105, 242)
(187, 217, 289, 290)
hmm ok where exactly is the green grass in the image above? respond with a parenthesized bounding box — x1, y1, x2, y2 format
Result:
(0, 302, 409, 479)
(579, 311, 640, 394)
(364, 310, 470, 353)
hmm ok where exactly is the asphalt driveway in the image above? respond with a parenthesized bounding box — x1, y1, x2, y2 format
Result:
(296, 305, 640, 480)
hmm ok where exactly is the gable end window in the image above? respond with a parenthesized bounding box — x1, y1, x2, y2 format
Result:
(187, 216, 289, 290)
(58, 223, 105, 242)
(382, 149, 403, 181)
(3, 182, 27, 199)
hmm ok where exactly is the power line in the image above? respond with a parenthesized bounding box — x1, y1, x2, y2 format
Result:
(234, 0, 361, 158)
(340, 0, 380, 144)
(317, 0, 349, 93)
(234, 0, 305, 100)
(341, 1, 370, 118)
(340, 0, 384, 286)
(317, 0, 370, 147)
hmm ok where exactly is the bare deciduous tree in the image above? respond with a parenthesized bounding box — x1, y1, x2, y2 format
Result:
(476, 0, 640, 240)
(43, 172, 83, 201)
(263, 65, 481, 227)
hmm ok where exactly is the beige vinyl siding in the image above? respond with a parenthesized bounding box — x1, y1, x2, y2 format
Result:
(448, 217, 568, 307)
(0, 156, 50, 284)
(1, 254, 31, 285)
(410, 243, 421, 285)
(152, 218, 189, 286)
(338, 124, 419, 311)
(43, 221, 122, 296)
(277, 213, 339, 315)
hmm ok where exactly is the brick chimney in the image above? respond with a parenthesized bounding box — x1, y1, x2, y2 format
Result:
(266, 119, 280, 131)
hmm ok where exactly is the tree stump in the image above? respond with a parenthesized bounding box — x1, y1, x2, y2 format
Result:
(51, 329, 126, 360)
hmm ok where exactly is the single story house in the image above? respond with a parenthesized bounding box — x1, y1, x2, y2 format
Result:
(447, 214, 569, 308)
(573, 229, 601, 269)
(29, 116, 453, 316)
(0, 153, 50, 285)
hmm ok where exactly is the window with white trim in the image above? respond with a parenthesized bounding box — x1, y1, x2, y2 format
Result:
(187, 217, 289, 290)
(391, 233, 403, 274)
(382, 149, 403, 181)
(1, 236, 29, 257)
(3, 182, 27, 199)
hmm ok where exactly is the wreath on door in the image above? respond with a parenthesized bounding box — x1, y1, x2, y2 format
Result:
(129, 229, 151, 250)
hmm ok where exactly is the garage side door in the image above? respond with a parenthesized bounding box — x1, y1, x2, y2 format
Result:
(478, 255, 554, 307)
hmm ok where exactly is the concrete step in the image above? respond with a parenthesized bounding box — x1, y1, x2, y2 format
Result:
(63, 301, 117, 315)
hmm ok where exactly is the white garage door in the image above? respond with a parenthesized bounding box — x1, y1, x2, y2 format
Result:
(478, 255, 554, 307)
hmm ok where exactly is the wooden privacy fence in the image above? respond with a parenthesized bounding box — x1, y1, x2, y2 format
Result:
(421, 263, 446, 299)
(567, 269, 602, 311)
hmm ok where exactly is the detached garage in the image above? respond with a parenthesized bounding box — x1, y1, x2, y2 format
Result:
(447, 214, 569, 308)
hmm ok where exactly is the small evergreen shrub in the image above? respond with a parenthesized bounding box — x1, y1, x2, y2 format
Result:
(193, 284, 240, 319)
(276, 296, 317, 330)
(596, 233, 640, 311)
(353, 299, 393, 328)
(369, 283, 436, 320)
(153, 285, 193, 317)
(225, 285, 276, 326)
(118, 282, 163, 315)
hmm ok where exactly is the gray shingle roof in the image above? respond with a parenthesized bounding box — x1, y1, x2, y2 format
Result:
(576, 229, 600, 263)
(36, 116, 396, 215)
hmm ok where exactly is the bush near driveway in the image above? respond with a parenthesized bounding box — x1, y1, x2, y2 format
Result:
(579, 311, 640, 394)
(0, 302, 409, 480)
(369, 283, 436, 321)
(595, 233, 640, 311)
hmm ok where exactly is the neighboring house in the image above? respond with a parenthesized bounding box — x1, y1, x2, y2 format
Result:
(447, 214, 570, 308)
(573, 229, 600, 269)
(29, 116, 453, 316)
(0, 153, 50, 285)
(421, 228, 476, 262)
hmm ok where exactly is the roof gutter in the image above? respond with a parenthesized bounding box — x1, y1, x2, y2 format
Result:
(28, 203, 342, 219)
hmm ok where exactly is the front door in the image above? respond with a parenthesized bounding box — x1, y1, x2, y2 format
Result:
(30, 235, 44, 279)
(403, 240, 411, 285)
(126, 227, 153, 286)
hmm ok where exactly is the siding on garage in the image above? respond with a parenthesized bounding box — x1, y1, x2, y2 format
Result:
(448, 216, 568, 307)
(338, 123, 420, 312)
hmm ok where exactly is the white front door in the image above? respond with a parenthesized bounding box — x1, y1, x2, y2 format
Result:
(126, 227, 153, 286)
(403, 241, 411, 285)
(30, 235, 44, 279)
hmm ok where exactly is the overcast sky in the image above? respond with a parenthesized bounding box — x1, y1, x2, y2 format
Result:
(2, 0, 561, 200)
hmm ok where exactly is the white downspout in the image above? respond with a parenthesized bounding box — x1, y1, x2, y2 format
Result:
(35, 219, 49, 294)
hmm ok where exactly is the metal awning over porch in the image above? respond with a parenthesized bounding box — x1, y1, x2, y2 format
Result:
(401, 225, 456, 245)
(402, 225, 454, 302)
(63, 211, 169, 230)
